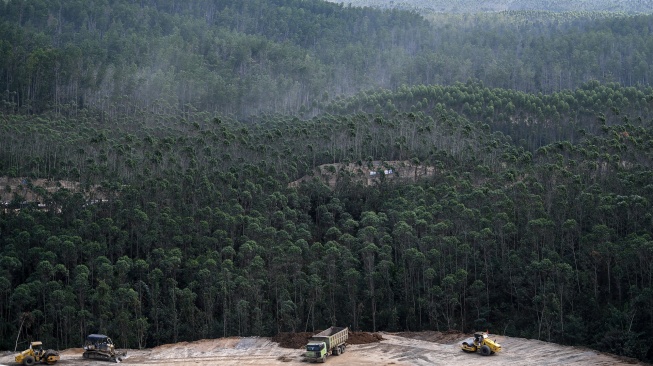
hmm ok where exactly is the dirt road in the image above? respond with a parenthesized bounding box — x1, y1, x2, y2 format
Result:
(1, 332, 648, 366)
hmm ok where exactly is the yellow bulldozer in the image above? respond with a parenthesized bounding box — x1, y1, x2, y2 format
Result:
(15, 341, 60, 365)
(460, 331, 501, 356)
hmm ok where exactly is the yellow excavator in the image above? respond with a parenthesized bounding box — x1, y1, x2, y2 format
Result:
(15, 341, 60, 365)
(460, 331, 501, 356)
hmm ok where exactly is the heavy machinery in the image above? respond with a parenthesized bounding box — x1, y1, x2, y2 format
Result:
(83, 334, 123, 362)
(304, 326, 348, 363)
(15, 341, 60, 365)
(461, 331, 501, 356)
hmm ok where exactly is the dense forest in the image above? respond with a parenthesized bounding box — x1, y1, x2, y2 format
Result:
(2, 0, 653, 363)
(327, 0, 653, 13)
(3, 0, 653, 117)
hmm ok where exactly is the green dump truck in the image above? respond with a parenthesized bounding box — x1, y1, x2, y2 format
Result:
(304, 326, 349, 363)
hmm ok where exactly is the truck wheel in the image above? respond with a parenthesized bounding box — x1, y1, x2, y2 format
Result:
(23, 356, 35, 366)
(333, 347, 340, 356)
(340, 345, 345, 354)
(320, 355, 326, 363)
(480, 345, 491, 356)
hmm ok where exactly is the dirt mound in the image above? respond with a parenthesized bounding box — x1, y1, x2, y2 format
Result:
(396, 330, 466, 344)
(272, 330, 384, 349)
(0, 176, 104, 204)
(347, 331, 384, 344)
(271, 332, 314, 349)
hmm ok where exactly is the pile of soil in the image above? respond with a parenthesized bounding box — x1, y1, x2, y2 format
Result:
(396, 330, 467, 344)
(347, 331, 384, 344)
(272, 330, 384, 349)
(271, 332, 314, 349)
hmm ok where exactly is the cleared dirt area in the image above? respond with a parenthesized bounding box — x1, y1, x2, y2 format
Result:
(1, 331, 648, 366)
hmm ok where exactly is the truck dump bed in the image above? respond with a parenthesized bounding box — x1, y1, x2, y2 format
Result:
(310, 326, 348, 350)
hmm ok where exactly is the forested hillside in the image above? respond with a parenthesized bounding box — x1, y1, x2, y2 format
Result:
(2, 0, 653, 118)
(327, 0, 653, 13)
(2, 0, 653, 363)
(3, 79, 653, 360)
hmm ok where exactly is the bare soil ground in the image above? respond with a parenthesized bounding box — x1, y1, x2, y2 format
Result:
(1, 331, 648, 366)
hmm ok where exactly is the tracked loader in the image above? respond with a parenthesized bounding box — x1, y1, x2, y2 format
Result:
(83, 334, 123, 362)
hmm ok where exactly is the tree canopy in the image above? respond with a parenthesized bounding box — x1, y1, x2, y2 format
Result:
(2, 0, 653, 363)
(2, 0, 653, 117)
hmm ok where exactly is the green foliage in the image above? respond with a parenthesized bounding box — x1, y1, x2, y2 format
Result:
(326, 0, 653, 14)
(2, 0, 653, 363)
(2, 0, 653, 118)
(2, 81, 653, 362)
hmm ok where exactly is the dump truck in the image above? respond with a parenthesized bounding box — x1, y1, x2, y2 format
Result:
(304, 326, 348, 363)
(15, 341, 60, 365)
(82, 334, 123, 362)
(460, 331, 501, 356)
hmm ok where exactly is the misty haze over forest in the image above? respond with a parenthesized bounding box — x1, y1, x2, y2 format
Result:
(326, 0, 653, 13)
(2, 0, 653, 363)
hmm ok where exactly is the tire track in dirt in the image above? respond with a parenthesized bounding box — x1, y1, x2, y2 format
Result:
(1, 333, 649, 366)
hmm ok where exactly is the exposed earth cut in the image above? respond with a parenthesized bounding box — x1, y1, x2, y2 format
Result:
(1, 331, 648, 366)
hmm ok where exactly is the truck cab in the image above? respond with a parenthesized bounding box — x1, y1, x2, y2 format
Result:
(303, 327, 348, 363)
(305, 341, 327, 361)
